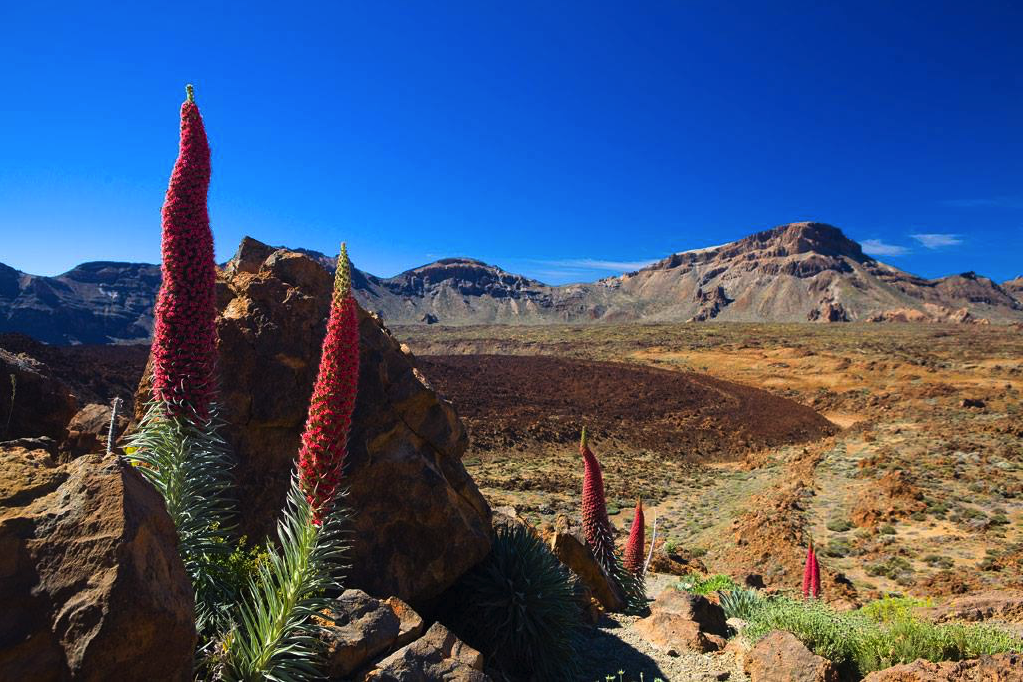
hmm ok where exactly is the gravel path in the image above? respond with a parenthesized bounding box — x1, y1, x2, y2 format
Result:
(576, 612, 749, 682)
(576, 574, 749, 682)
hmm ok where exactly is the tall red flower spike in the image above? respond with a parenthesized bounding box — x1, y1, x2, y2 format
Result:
(811, 545, 822, 599)
(298, 243, 360, 522)
(624, 499, 645, 575)
(581, 427, 614, 558)
(151, 84, 217, 420)
(802, 543, 813, 598)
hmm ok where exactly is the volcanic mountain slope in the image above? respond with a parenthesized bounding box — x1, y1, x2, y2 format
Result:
(0, 260, 160, 344)
(604, 222, 1023, 323)
(1004, 276, 1023, 304)
(2, 223, 1021, 344)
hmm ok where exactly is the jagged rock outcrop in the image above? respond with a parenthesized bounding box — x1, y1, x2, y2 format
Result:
(135, 237, 492, 605)
(1005, 276, 1023, 304)
(60, 403, 128, 461)
(0, 446, 195, 681)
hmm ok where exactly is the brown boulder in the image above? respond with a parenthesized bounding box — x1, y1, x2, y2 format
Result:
(60, 403, 128, 461)
(362, 622, 491, 681)
(634, 589, 728, 654)
(321, 590, 406, 679)
(0, 447, 195, 681)
(544, 516, 625, 612)
(924, 591, 1023, 624)
(744, 631, 838, 682)
(134, 238, 491, 605)
(0, 347, 77, 441)
(861, 653, 1023, 682)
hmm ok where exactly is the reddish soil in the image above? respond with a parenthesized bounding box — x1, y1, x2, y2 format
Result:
(418, 354, 835, 460)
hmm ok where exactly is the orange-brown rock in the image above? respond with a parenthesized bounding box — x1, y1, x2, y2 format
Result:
(362, 622, 491, 681)
(861, 653, 1023, 681)
(633, 589, 729, 655)
(543, 515, 625, 612)
(744, 631, 838, 682)
(134, 238, 492, 605)
(0, 446, 195, 681)
(59, 402, 128, 461)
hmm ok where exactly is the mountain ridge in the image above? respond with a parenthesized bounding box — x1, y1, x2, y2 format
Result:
(2, 222, 1020, 344)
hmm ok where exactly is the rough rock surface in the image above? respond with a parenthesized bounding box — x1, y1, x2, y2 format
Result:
(861, 653, 1023, 681)
(362, 622, 491, 681)
(634, 589, 728, 654)
(851, 469, 926, 528)
(60, 403, 128, 461)
(744, 631, 838, 682)
(0, 446, 195, 681)
(0, 347, 77, 441)
(320, 589, 423, 679)
(544, 516, 625, 612)
(135, 238, 492, 605)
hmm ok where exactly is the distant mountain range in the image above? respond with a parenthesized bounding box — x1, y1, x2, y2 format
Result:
(2, 222, 1021, 344)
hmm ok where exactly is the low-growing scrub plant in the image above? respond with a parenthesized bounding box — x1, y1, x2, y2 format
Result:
(675, 573, 740, 595)
(826, 518, 853, 532)
(743, 594, 1023, 676)
(443, 524, 583, 680)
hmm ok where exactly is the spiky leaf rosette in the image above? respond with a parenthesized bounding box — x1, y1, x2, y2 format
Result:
(218, 474, 350, 682)
(151, 84, 218, 421)
(580, 429, 647, 613)
(441, 524, 582, 680)
(624, 499, 646, 575)
(126, 399, 235, 634)
(297, 243, 359, 521)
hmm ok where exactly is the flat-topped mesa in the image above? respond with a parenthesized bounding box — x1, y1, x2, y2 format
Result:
(641, 222, 868, 273)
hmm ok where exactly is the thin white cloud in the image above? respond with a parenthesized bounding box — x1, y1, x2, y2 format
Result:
(861, 239, 910, 257)
(542, 257, 659, 272)
(910, 233, 963, 249)
(941, 197, 1023, 209)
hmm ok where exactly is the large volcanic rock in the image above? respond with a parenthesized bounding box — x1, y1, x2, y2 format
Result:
(135, 237, 492, 605)
(0, 445, 196, 681)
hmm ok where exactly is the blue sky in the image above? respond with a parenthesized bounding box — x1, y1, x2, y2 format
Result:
(1, 1, 1021, 284)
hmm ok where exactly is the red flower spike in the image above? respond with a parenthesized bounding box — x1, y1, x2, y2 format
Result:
(151, 84, 217, 420)
(811, 545, 822, 599)
(624, 499, 645, 575)
(298, 243, 360, 522)
(581, 428, 613, 553)
(802, 542, 814, 599)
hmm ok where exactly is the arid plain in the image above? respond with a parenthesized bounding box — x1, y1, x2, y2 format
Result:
(401, 322, 1023, 604)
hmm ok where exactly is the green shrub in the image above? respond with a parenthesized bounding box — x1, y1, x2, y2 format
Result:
(859, 595, 931, 623)
(826, 518, 853, 532)
(675, 573, 739, 595)
(442, 524, 582, 680)
(878, 523, 897, 535)
(824, 538, 853, 558)
(743, 595, 1023, 676)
